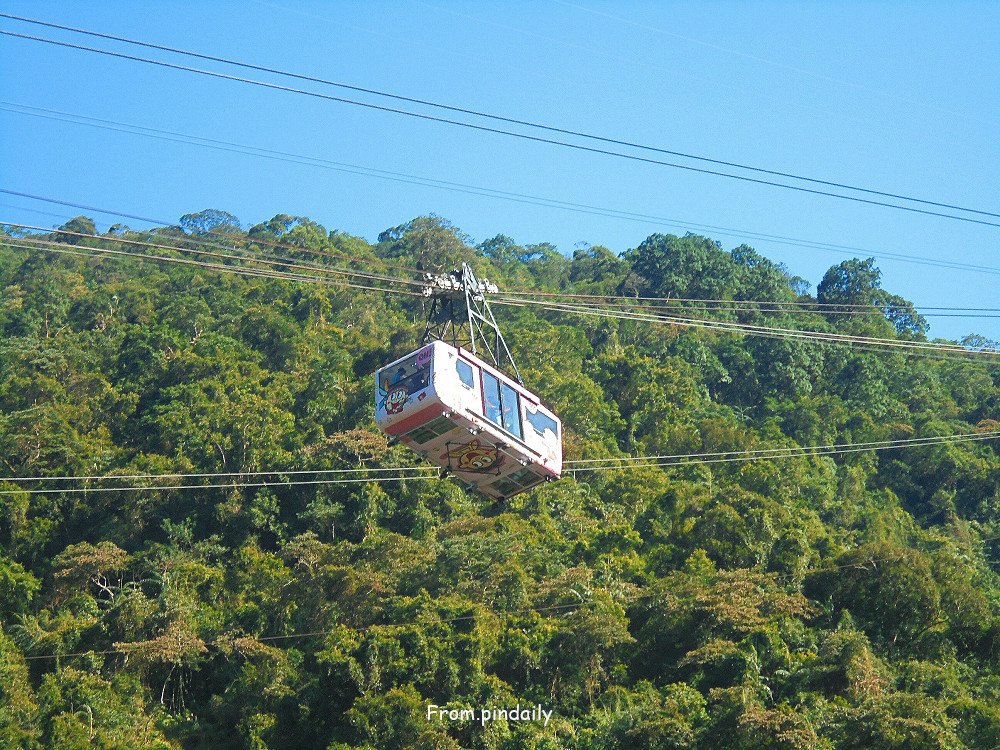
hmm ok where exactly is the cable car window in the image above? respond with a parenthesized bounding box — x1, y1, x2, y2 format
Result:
(500, 382, 522, 440)
(456, 359, 475, 388)
(378, 347, 432, 399)
(482, 371, 502, 425)
(526, 409, 558, 438)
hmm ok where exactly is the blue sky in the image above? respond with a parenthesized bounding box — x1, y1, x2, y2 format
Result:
(1, 1, 998, 340)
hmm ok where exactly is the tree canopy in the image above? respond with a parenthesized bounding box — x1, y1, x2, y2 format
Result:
(0, 214, 998, 749)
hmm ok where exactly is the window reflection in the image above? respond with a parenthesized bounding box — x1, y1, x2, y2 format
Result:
(379, 348, 432, 396)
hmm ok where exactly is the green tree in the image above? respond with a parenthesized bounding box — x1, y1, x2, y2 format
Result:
(179, 209, 241, 235)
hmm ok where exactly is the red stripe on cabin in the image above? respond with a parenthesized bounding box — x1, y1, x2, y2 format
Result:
(385, 404, 445, 436)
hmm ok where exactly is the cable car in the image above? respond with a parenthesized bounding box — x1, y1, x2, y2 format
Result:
(374, 265, 562, 499)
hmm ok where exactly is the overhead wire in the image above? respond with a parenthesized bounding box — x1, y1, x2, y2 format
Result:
(5, 212, 999, 361)
(2, 431, 995, 495)
(499, 293, 1000, 320)
(0, 238, 429, 298)
(509, 294, 997, 353)
(10, 103, 866, 268)
(14, 599, 598, 662)
(2, 464, 439, 483)
(5, 105, 1000, 282)
(1, 215, 434, 292)
(569, 438, 1000, 473)
(0, 188, 185, 230)
(493, 297, 1000, 361)
(4, 103, 1000, 287)
(2, 240, 303, 287)
(498, 290, 1000, 349)
(565, 431, 1000, 467)
(5, 235, 376, 290)
(501, 288, 1000, 313)
(4, 103, 760, 247)
(3, 223, 997, 482)
(526, 302, 996, 361)
(4, 222, 430, 290)
(2, 13, 998, 222)
(3, 28, 999, 229)
(0, 232, 979, 358)
(566, 434, 1000, 475)
(0, 474, 442, 496)
(0, 188, 428, 278)
(3, 231, 997, 360)
(4, 194, 1000, 324)
(5, 114, 1000, 278)
(531, 299, 975, 352)
(508, 305, 994, 363)
(0, 200, 77, 222)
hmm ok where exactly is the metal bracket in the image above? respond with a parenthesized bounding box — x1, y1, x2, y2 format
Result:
(420, 262, 523, 384)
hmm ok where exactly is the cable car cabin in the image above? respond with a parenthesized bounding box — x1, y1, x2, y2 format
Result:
(374, 340, 562, 499)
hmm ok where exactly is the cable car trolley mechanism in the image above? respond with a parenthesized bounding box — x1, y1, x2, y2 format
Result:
(375, 264, 562, 499)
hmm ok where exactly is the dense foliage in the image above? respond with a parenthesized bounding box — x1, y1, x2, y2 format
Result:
(0, 213, 998, 749)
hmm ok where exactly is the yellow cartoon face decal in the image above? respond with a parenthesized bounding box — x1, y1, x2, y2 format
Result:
(445, 439, 503, 474)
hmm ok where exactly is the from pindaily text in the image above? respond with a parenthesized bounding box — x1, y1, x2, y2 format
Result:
(426, 703, 553, 727)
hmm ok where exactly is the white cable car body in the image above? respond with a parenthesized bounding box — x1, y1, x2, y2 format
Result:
(375, 340, 562, 499)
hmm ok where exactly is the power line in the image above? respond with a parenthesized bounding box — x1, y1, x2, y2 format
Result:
(5, 188, 1000, 329)
(502, 288, 1000, 313)
(530, 300, 971, 352)
(0, 188, 183, 229)
(5, 219, 996, 359)
(0, 234, 968, 358)
(0, 473, 441, 496)
(566, 432, 1000, 467)
(0, 200, 76, 222)
(2, 13, 997, 222)
(0, 187, 428, 278)
(508, 297, 990, 354)
(17, 600, 594, 661)
(3, 234, 994, 360)
(4, 239, 316, 287)
(6, 104, 1000, 280)
(2, 465, 437, 483)
(526, 301, 993, 359)
(1, 238, 427, 298)
(5, 222, 430, 290)
(6, 188, 1000, 324)
(2, 431, 994, 495)
(494, 297, 1000, 361)
(499, 292, 1000, 320)
(6, 212, 1000, 364)
(3, 219, 429, 290)
(529, 305, 994, 361)
(3, 28, 999, 229)
(5, 235, 388, 291)
(570, 437, 1000, 474)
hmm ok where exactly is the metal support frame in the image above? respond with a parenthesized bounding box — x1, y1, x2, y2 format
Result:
(420, 263, 524, 384)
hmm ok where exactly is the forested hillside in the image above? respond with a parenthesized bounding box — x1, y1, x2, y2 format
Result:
(1, 213, 998, 750)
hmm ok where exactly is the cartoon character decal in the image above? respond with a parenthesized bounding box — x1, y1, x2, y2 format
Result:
(378, 346, 433, 416)
(385, 385, 409, 415)
(444, 439, 503, 474)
